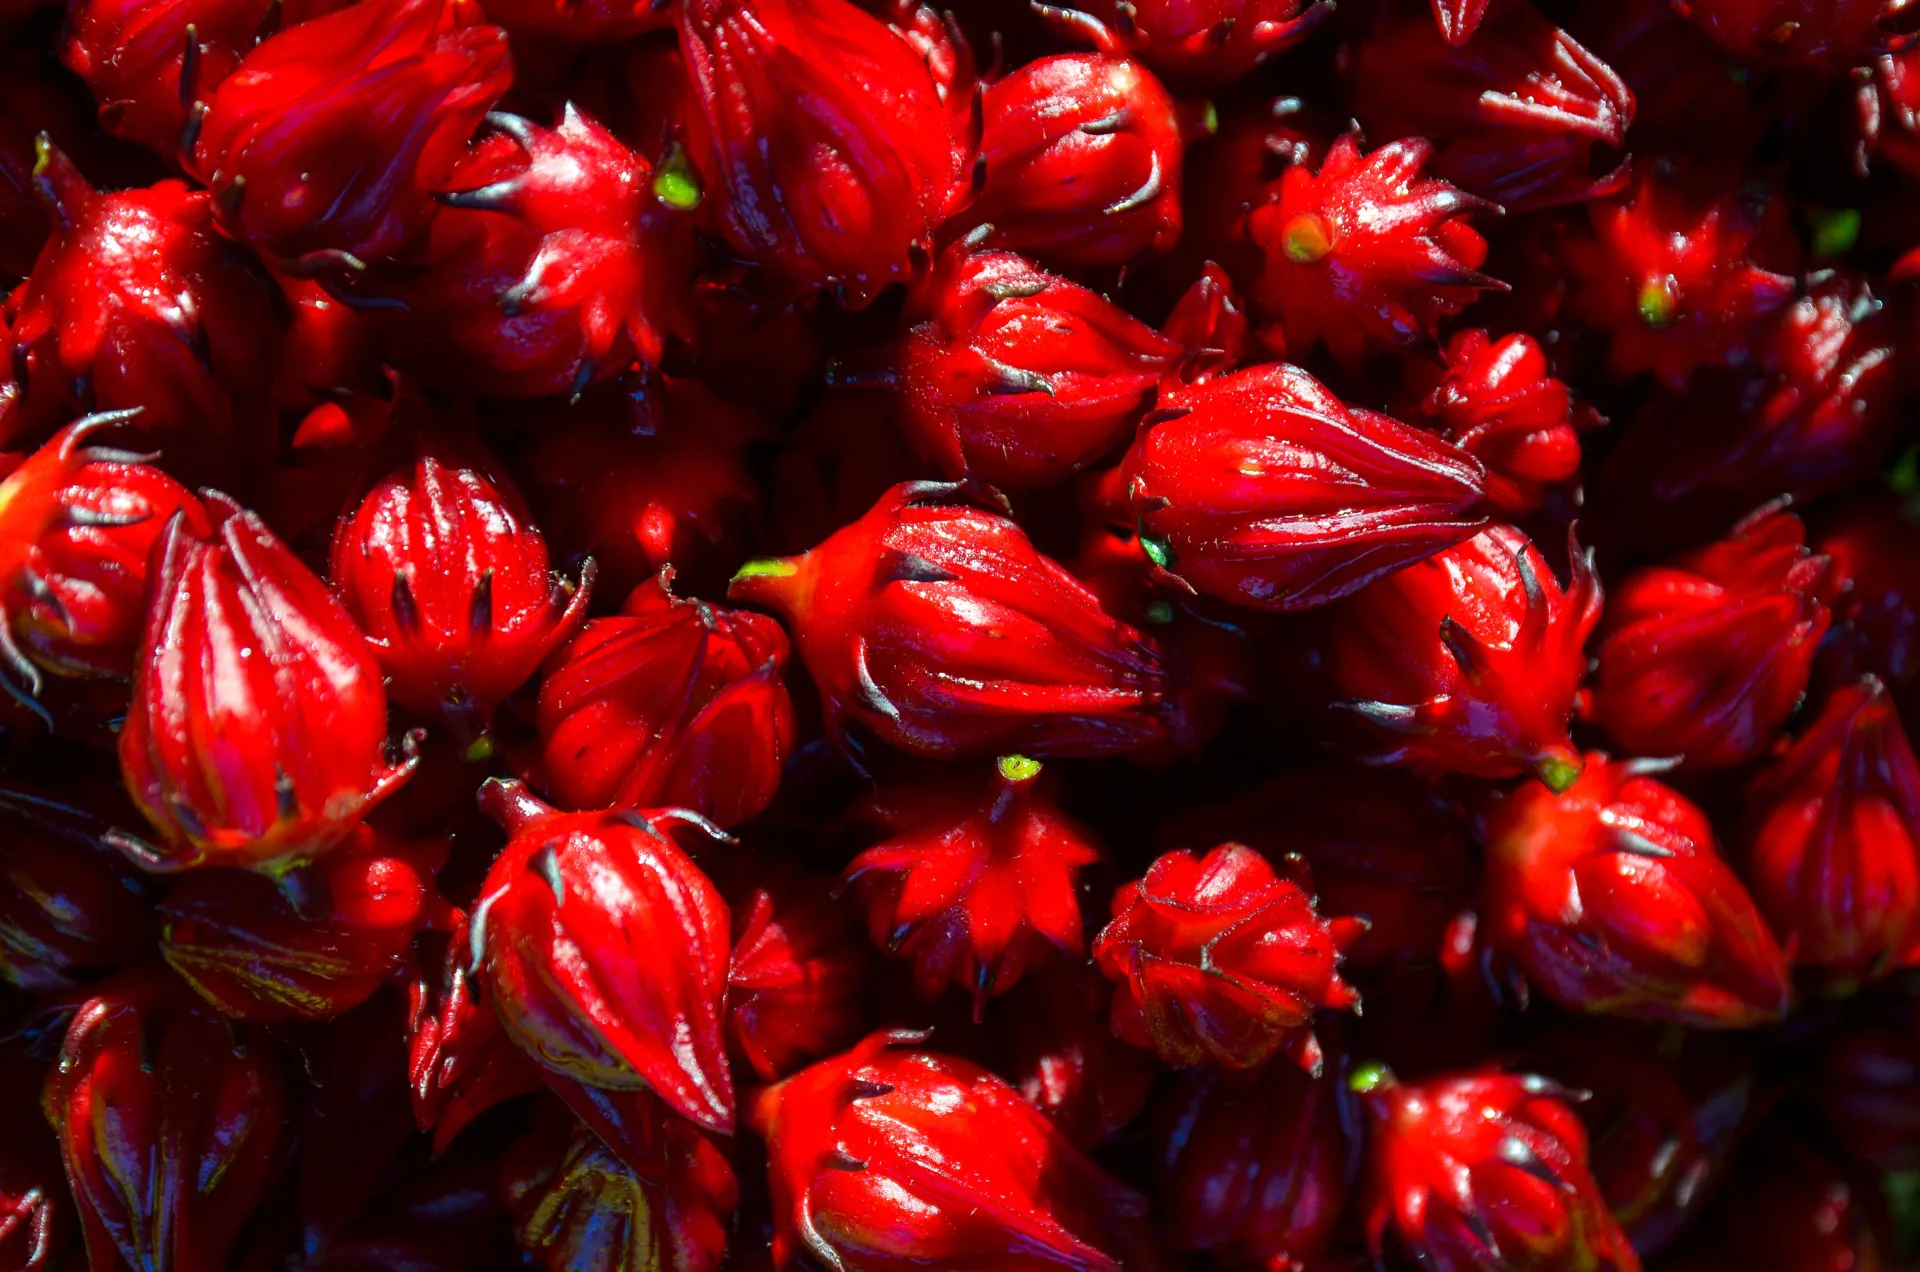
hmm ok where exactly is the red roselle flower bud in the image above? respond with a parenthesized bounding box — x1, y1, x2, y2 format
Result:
(1354, 1065, 1642, 1272)
(1586, 507, 1838, 771)
(894, 243, 1182, 490)
(1407, 329, 1585, 517)
(1479, 752, 1792, 1027)
(472, 779, 735, 1132)
(119, 493, 416, 876)
(1807, 991, 1920, 1173)
(1522, 1025, 1756, 1256)
(1112, 361, 1488, 612)
(516, 380, 762, 601)
(1349, 4, 1634, 213)
(1152, 1059, 1348, 1272)
(60, 0, 273, 157)
(1708, 1123, 1897, 1272)
(158, 824, 452, 1021)
(5, 151, 281, 460)
(365, 106, 696, 399)
(1243, 134, 1503, 370)
(726, 868, 871, 1081)
(407, 917, 545, 1152)
(1318, 524, 1601, 788)
(192, 0, 513, 273)
(1002, 958, 1157, 1150)
(0, 413, 209, 694)
(1554, 162, 1799, 391)
(1158, 764, 1476, 973)
(1815, 491, 1920, 693)
(752, 1031, 1156, 1272)
(963, 9, 1186, 269)
(44, 967, 287, 1272)
(845, 754, 1102, 1013)
(537, 570, 793, 827)
(1083, 0, 1330, 89)
(331, 430, 593, 746)
(1092, 842, 1363, 1072)
(1740, 678, 1920, 987)
(1674, 0, 1913, 70)
(0, 1047, 68, 1272)
(0, 780, 155, 995)
(503, 1113, 738, 1272)
(728, 482, 1172, 761)
(677, 0, 975, 306)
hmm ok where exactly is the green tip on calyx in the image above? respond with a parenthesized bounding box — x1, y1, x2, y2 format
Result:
(732, 558, 799, 582)
(1809, 206, 1861, 259)
(1282, 212, 1334, 264)
(462, 735, 496, 763)
(1143, 599, 1175, 625)
(652, 156, 702, 212)
(997, 754, 1043, 783)
(1140, 535, 1176, 570)
(1637, 278, 1677, 330)
(1349, 1061, 1394, 1095)
(1536, 751, 1584, 794)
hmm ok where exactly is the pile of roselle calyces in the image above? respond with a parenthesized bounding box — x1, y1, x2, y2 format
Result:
(7, 0, 1920, 1266)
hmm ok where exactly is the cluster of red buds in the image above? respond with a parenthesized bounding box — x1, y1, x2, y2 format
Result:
(2, 0, 1920, 1270)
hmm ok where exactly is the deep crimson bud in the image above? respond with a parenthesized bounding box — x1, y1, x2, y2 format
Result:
(59, 0, 273, 156)
(1740, 678, 1920, 986)
(1244, 135, 1502, 369)
(726, 869, 871, 1081)
(192, 0, 513, 273)
(1002, 959, 1157, 1150)
(1593, 273, 1910, 554)
(1355, 1067, 1641, 1272)
(752, 1031, 1155, 1272)
(1814, 493, 1920, 693)
(1587, 508, 1837, 771)
(1406, 329, 1584, 517)
(331, 430, 592, 742)
(846, 755, 1101, 1012)
(1318, 524, 1601, 788)
(1554, 163, 1799, 390)
(503, 1114, 737, 1272)
(1521, 1025, 1757, 1256)
(1807, 990, 1920, 1173)
(0, 415, 209, 693)
(44, 968, 286, 1272)
(4, 153, 281, 460)
(677, 0, 974, 306)
(1716, 1126, 1893, 1272)
(119, 492, 414, 875)
(1674, 0, 1915, 69)
(1152, 1060, 1347, 1272)
(365, 106, 695, 398)
(1158, 764, 1475, 972)
(473, 779, 735, 1133)
(729, 483, 1171, 760)
(516, 380, 762, 601)
(1080, 0, 1329, 88)
(1349, 5, 1633, 213)
(1479, 752, 1792, 1027)
(537, 571, 792, 826)
(407, 918, 545, 1152)
(963, 15, 1184, 268)
(895, 245, 1181, 490)
(0, 1047, 69, 1272)
(1112, 361, 1488, 612)
(0, 780, 154, 995)
(1092, 843, 1362, 1071)
(159, 824, 451, 1020)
